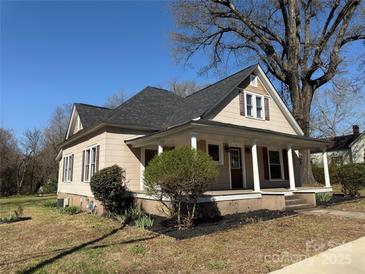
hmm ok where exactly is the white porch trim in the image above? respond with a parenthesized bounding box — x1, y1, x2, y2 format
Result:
(287, 145, 296, 190)
(323, 150, 331, 187)
(251, 142, 261, 192)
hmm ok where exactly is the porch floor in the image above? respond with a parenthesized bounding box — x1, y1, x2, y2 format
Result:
(204, 186, 332, 196)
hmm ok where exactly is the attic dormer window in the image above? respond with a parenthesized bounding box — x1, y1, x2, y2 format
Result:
(250, 75, 258, 87)
(77, 116, 82, 131)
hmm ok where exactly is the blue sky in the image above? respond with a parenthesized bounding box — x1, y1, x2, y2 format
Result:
(1, 1, 218, 136)
(1, 1, 364, 137)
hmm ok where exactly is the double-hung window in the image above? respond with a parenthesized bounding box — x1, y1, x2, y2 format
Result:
(63, 154, 73, 182)
(84, 146, 97, 182)
(207, 142, 223, 165)
(245, 91, 264, 120)
(268, 150, 283, 180)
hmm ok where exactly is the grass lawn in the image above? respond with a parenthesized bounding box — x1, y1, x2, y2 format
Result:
(1, 196, 365, 273)
(329, 199, 365, 212)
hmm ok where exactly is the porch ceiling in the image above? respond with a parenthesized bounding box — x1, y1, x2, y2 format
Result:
(125, 120, 328, 150)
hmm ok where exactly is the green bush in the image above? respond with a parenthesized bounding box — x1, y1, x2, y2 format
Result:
(58, 206, 81, 215)
(312, 162, 338, 185)
(90, 165, 129, 214)
(42, 200, 57, 208)
(144, 147, 218, 228)
(336, 164, 365, 196)
(0, 206, 24, 223)
(316, 193, 332, 203)
(134, 215, 154, 230)
(43, 180, 58, 193)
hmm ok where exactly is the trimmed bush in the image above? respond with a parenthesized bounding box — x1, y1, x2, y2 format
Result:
(42, 200, 57, 208)
(336, 164, 365, 196)
(58, 206, 81, 215)
(90, 165, 129, 214)
(144, 147, 218, 228)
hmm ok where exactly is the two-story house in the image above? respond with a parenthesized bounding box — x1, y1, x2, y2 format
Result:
(57, 64, 332, 215)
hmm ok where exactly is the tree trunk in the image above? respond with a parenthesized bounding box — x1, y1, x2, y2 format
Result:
(293, 84, 317, 185)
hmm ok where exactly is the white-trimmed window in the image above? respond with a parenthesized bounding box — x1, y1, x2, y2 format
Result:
(250, 74, 258, 87)
(63, 154, 73, 182)
(245, 91, 265, 120)
(268, 149, 283, 180)
(84, 146, 97, 182)
(206, 142, 223, 165)
(76, 116, 82, 131)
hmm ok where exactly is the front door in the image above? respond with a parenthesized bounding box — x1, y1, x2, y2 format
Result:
(230, 148, 243, 189)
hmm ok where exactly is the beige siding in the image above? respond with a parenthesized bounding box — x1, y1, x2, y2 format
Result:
(197, 139, 230, 190)
(104, 130, 141, 191)
(58, 129, 107, 197)
(58, 128, 144, 197)
(212, 79, 297, 135)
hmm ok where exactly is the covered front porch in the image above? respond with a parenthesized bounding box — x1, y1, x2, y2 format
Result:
(126, 120, 332, 195)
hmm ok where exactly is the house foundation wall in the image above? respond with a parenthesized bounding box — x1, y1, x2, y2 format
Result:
(57, 192, 105, 215)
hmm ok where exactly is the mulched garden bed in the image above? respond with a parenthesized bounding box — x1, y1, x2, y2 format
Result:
(148, 209, 297, 240)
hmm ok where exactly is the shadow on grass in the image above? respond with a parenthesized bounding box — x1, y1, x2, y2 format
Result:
(19, 223, 158, 274)
(149, 209, 297, 240)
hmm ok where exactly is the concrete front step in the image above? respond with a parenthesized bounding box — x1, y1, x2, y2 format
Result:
(285, 198, 308, 206)
(286, 203, 313, 210)
(285, 194, 313, 210)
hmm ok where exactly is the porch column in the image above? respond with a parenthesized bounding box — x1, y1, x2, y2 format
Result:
(323, 150, 331, 187)
(191, 133, 197, 150)
(287, 145, 296, 190)
(251, 142, 260, 192)
(158, 144, 163, 155)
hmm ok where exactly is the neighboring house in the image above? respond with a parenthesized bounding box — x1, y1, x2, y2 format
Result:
(311, 125, 365, 166)
(57, 64, 332, 216)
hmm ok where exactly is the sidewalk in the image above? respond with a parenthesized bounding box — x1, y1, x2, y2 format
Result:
(300, 208, 365, 220)
(271, 236, 365, 274)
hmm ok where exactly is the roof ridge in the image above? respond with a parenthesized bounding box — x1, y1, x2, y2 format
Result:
(75, 103, 111, 110)
(183, 64, 258, 99)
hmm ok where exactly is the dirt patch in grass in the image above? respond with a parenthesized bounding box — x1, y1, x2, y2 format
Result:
(0, 195, 364, 273)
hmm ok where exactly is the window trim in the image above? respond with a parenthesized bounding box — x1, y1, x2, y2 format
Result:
(267, 148, 284, 181)
(244, 91, 265, 120)
(206, 141, 224, 165)
(83, 145, 97, 182)
(63, 154, 73, 183)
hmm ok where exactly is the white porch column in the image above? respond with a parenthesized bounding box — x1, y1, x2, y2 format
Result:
(323, 150, 331, 187)
(158, 144, 163, 155)
(287, 145, 296, 190)
(191, 133, 197, 150)
(251, 142, 260, 192)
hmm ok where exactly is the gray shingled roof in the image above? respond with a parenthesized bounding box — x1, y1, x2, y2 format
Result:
(167, 65, 256, 126)
(74, 65, 257, 132)
(75, 103, 112, 129)
(106, 87, 183, 130)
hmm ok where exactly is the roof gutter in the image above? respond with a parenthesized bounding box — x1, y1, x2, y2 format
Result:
(60, 122, 159, 149)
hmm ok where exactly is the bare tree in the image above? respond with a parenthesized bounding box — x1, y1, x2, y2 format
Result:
(311, 78, 365, 137)
(168, 79, 202, 97)
(44, 104, 72, 154)
(0, 128, 19, 195)
(16, 129, 44, 194)
(171, 0, 365, 183)
(104, 90, 126, 108)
